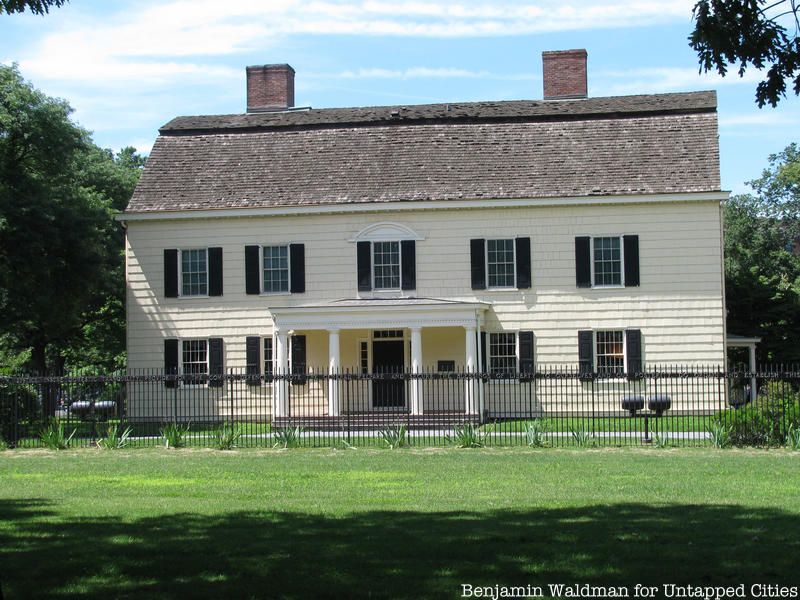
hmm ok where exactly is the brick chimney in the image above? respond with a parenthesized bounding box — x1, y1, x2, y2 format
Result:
(542, 49, 587, 100)
(246, 64, 295, 112)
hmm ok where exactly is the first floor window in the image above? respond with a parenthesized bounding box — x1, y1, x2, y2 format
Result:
(489, 332, 517, 377)
(593, 237, 622, 286)
(596, 330, 624, 375)
(263, 245, 289, 293)
(264, 338, 274, 377)
(487, 239, 515, 288)
(181, 249, 208, 296)
(182, 340, 208, 384)
(373, 241, 401, 289)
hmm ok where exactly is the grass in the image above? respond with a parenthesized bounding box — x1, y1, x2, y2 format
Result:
(1, 448, 799, 599)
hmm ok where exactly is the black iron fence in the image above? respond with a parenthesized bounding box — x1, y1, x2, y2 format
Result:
(1, 366, 799, 448)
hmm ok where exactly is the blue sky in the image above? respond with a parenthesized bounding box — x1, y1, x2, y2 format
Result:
(2, 0, 798, 194)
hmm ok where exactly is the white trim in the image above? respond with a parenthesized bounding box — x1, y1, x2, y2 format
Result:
(485, 238, 517, 290)
(593, 329, 627, 377)
(486, 331, 519, 382)
(371, 240, 402, 291)
(177, 248, 209, 298)
(260, 243, 292, 295)
(118, 192, 730, 222)
(588, 235, 625, 289)
(350, 222, 424, 242)
(180, 338, 210, 388)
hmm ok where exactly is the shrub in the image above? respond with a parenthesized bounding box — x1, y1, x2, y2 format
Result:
(39, 420, 77, 450)
(524, 420, 548, 448)
(707, 422, 731, 449)
(569, 426, 595, 448)
(161, 422, 190, 448)
(715, 381, 800, 446)
(213, 423, 242, 450)
(97, 422, 133, 449)
(273, 425, 303, 449)
(787, 424, 800, 451)
(446, 422, 486, 448)
(379, 425, 408, 449)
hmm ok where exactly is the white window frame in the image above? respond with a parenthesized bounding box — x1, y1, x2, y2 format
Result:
(485, 238, 517, 290)
(263, 336, 275, 382)
(593, 329, 627, 377)
(371, 241, 403, 291)
(260, 244, 292, 296)
(589, 236, 625, 289)
(180, 338, 209, 387)
(178, 248, 209, 298)
(487, 331, 519, 381)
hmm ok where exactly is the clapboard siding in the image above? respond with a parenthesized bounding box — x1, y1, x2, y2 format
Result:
(126, 200, 724, 369)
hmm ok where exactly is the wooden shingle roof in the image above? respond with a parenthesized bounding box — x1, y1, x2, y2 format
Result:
(126, 91, 721, 213)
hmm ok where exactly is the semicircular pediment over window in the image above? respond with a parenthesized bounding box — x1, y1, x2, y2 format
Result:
(350, 222, 424, 242)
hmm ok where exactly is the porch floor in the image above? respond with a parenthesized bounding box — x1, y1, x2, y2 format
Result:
(273, 410, 480, 431)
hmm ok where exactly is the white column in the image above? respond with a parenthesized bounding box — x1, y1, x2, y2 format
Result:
(328, 328, 341, 417)
(465, 326, 477, 415)
(275, 331, 289, 418)
(749, 344, 757, 403)
(410, 327, 423, 415)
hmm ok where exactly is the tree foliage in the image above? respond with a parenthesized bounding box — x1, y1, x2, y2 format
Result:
(690, 0, 800, 106)
(0, 0, 67, 14)
(0, 64, 142, 377)
(724, 144, 800, 363)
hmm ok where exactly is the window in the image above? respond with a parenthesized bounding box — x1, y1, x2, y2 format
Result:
(374, 329, 404, 339)
(359, 341, 369, 375)
(437, 360, 456, 373)
(373, 241, 401, 290)
(264, 338, 274, 377)
(595, 330, 625, 375)
(181, 249, 208, 296)
(489, 332, 517, 377)
(262, 245, 289, 293)
(486, 239, 515, 288)
(182, 339, 208, 384)
(593, 237, 622, 286)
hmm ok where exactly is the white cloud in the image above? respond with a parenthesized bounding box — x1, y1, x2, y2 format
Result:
(719, 113, 800, 128)
(333, 67, 536, 80)
(594, 66, 764, 95)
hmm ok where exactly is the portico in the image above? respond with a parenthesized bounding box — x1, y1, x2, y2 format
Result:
(270, 298, 488, 418)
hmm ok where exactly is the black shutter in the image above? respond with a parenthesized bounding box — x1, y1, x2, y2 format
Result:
(164, 339, 179, 388)
(245, 245, 260, 295)
(519, 331, 535, 381)
(480, 331, 487, 373)
(208, 247, 223, 296)
(290, 244, 305, 293)
(623, 235, 640, 287)
(291, 335, 307, 385)
(626, 329, 643, 380)
(515, 237, 531, 289)
(575, 237, 591, 288)
(357, 241, 371, 291)
(578, 330, 594, 380)
(208, 338, 224, 388)
(401, 240, 416, 290)
(245, 336, 261, 386)
(164, 249, 178, 298)
(470, 239, 486, 290)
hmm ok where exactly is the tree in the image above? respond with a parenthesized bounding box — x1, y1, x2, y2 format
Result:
(0, 65, 142, 385)
(724, 144, 800, 363)
(690, 0, 800, 107)
(0, 0, 67, 15)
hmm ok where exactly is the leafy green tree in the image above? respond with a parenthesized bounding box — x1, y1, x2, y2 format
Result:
(724, 144, 800, 363)
(0, 0, 67, 14)
(0, 65, 141, 387)
(690, 0, 800, 107)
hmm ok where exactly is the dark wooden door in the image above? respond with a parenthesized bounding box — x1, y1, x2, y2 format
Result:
(372, 340, 405, 408)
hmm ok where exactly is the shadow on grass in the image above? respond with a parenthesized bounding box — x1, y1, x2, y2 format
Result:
(0, 500, 796, 599)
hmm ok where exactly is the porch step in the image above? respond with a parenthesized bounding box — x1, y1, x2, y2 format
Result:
(273, 411, 480, 431)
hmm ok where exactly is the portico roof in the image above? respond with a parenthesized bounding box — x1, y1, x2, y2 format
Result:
(270, 297, 489, 331)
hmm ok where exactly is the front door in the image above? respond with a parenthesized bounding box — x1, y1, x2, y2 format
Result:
(372, 340, 405, 408)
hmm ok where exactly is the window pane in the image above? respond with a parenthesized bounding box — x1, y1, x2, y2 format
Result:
(593, 237, 622, 286)
(182, 339, 208, 384)
(487, 239, 515, 287)
(596, 330, 625, 375)
(373, 241, 400, 289)
(263, 246, 289, 293)
(489, 332, 517, 377)
(181, 249, 208, 296)
(264, 338, 273, 376)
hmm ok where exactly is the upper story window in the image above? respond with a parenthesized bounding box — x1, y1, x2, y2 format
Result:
(263, 245, 289, 293)
(181, 249, 208, 296)
(373, 241, 401, 290)
(593, 237, 622, 286)
(487, 239, 516, 288)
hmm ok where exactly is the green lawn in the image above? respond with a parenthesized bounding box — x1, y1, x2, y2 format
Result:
(1, 448, 799, 599)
